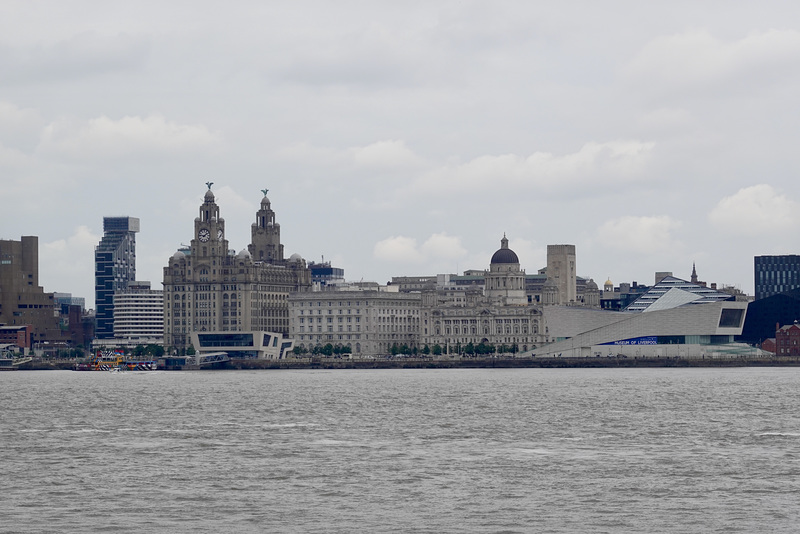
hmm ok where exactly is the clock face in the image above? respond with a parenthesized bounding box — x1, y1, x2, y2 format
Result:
(217, 229, 224, 241)
(198, 228, 210, 242)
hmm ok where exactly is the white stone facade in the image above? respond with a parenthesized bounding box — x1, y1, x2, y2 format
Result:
(288, 286, 421, 356)
(163, 187, 311, 350)
(532, 301, 750, 358)
(112, 282, 164, 344)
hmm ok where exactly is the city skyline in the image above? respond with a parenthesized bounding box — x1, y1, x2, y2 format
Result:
(3, 2, 800, 308)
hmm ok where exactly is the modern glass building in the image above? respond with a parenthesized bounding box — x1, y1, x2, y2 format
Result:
(94, 217, 139, 339)
(625, 276, 733, 312)
(191, 330, 294, 359)
(755, 255, 800, 301)
(308, 261, 345, 287)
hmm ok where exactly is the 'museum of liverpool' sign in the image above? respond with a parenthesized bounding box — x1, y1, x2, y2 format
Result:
(602, 336, 658, 346)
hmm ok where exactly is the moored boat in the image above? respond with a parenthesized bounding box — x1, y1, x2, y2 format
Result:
(74, 350, 158, 371)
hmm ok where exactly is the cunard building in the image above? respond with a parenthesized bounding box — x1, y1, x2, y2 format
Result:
(163, 185, 311, 351)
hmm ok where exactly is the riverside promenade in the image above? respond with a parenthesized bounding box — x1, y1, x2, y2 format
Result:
(17, 354, 800, 370)
(230, 354, 800, 370)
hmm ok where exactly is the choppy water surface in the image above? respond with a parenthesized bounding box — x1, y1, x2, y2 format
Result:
(3, 368, 800, 533)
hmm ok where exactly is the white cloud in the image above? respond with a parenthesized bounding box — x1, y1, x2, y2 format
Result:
(275, 139, 653, 199)
(38, 114, 222, 160)
(596, 216, 682, 255)
(420, 233, 467, 260)
(373, 232, 469, 265)
(349, 140, 424, 169)
(709, 184, 800, 236)
(637, 107, 694, 133)
(0, 101, 44, 148)
(373, 236, 425, 263)
(0, 31, 150, 84)
(0, 143, 31, 171)
(413, 140, 655, 194)
(276, 139, 423, 171)
(626, 29, 800, 95)
(274, 142, 340, 165)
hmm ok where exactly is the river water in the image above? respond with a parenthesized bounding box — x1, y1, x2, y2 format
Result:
(3, 368, 800, 533)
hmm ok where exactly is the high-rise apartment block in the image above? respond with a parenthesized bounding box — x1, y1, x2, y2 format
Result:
(754, 255, 800, 300)
(95, 217, 139, 338)
(112, 282, 164, 344)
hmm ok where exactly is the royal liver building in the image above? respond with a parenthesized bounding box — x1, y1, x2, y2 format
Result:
(163, 185, 311, 350)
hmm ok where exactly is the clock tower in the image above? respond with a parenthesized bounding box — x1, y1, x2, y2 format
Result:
(192, 182, 227, 258)
(163, 184, 311, 351)
(248, 189, 284, 263)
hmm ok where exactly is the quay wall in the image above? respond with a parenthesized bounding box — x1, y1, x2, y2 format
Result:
(16, 355, 800, 370)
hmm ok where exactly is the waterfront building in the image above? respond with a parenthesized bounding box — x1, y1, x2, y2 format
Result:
(53, 293, 92, 347)
(54, 293, 86, 310)
(775, 322, 800, 356)
(531, 265, 760, 358)
(101, 281, 163, 348)
(419, 236, 549, 354)
(0, 325, 32, 350)
(288, 285, 420, 356)
(398, 243, 600, 308)
(537, 301, 753, 358)
(191, 330, 294, 359)
(308, 260, 345, 287)
(0, 236, 65, 345)
(545, 244, 577, 305)
(656, 271, 674, 285)
(390, 275, 439, 292)
(738, 288, 800, 346)
(754, 254, 800, 300)
(533, 300, 753, 359)
(485, 235, 528, 306)
(95, 217, 139, 339)
(163, 185, 312, 351)
(624, 276, 734, 312)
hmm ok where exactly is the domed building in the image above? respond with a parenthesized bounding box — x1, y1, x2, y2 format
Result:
(419, 235, 549, 355)
(163, 185, 311, 352)
(485, 235, 527, 306)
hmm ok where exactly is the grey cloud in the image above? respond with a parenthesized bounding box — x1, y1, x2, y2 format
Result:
(0, 31, 150, 86)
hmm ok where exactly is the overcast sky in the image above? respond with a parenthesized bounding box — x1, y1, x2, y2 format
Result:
(3, 1, 800, 309)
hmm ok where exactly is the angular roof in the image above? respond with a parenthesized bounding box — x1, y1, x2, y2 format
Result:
(625, 276, 733, 313)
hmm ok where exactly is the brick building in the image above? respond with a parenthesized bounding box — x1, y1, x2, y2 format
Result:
(776, 322, 800, 356)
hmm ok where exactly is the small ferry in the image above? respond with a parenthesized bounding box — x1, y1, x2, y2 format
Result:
(74, 350, 158, 371)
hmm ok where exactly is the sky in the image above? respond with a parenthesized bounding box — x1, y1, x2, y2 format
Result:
(2, 1, 800, 309)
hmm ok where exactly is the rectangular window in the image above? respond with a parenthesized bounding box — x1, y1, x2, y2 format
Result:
(719, 308, 744, 328)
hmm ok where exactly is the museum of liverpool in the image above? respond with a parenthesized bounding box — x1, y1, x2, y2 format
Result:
(527, 277, 761, 359)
